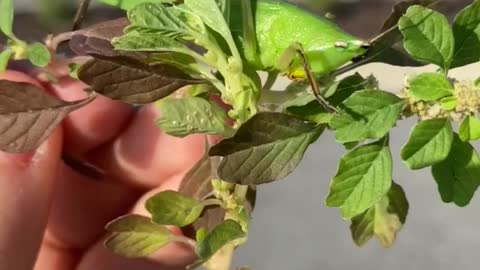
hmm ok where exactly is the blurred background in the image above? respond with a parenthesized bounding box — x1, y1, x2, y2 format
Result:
(8, 0, 474, 40)
(6, 1, 480, 270)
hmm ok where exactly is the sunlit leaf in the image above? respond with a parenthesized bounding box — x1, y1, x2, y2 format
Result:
(451, 0, 480, 68)
(326, 138, 393, 219)
(401, 118, 453, 169)
(0, 48, 13, 73)
(0, 0, 14, 38)
(27, 43, 51, 67)
(330, 90, 404, 143)
(407, 72, 453, 101)
(459, 115, 480, 142)
(399, 5, 454, 70)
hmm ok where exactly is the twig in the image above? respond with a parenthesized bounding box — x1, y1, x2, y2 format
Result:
(46, 32, 76, 52)
(72, 0, 91, 31)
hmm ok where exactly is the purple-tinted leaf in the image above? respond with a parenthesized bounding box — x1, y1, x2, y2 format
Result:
(78, 55, 203, 104)
(70, 18, 130, 57)
(0, 80, 95, 153)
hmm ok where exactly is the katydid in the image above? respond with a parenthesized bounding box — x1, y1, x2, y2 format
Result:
(95, 0, 369, 113)
(232, 0, 367, 77)
(230, 0, 368, 111)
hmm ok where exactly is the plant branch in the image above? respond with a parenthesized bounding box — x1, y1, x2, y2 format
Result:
(46, 32, 75, 52)
(72, 0, 91, 31)
(203, 243, 235, 270)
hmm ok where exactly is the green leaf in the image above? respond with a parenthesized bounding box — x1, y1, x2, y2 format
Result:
(216, 0, 231, 22)
(125, 3, 206, 40)
(156, 97, 233, 137)
(330, 90, 404, 143)
(113, 30, 192, 55)
(229, 0, 258, 64)
(459, 115, 480, 142)
(68, 63, 81, 79)
(209, 112, 323, 185)
(196, 219, 245, 260)
(407, 72, 453, 101)
(286, 101, 331, 124)
(401, 118, 453, 170)
(350, 182, 409, 248)
(184, 0, 230, 39)
(184, 0, 239, 58)
(326, 73, 370, 106)
(432, 134, 480, 206)
(399, 5, 454, 70)
(326, 138, 393, 219)
(27, 43, 51, 67)
(440, 96, 458, 111)
(285, 74, 367, 123)
(145, 191, 204, 227)
(148, 52, 202, 77)
(0, 0, 14, 38)
(97, 0, 174, 10)
(105, 214, 175, 258)
(344, 141, 360, 150)
(118, 4, 225, 90)
(196, 227, 208, 243)
(0, 48, 13, 73)
(451, 0, 480, 68)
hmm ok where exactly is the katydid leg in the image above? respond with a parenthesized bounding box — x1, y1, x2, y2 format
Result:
(278, 43, 338, 113)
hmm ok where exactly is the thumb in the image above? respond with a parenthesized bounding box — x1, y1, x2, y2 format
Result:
(0, 71, 63, 270)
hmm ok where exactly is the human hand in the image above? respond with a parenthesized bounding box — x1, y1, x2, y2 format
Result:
(0, 70, 206, 270)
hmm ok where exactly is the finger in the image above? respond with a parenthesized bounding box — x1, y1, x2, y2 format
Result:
(44, 104, 205, 252)
(0, 128, 63, 270)
(0, 70, 43, 87)
(0, 71, 64, 270)
(48, 77, 135, 157)
(33, 243, 79, 270)
(77, 174, 196, 270)
(44, 162, 141, 249)
(87, 104, 206, 188)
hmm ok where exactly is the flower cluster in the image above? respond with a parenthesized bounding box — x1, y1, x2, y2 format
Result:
(401, 80, 480, 121)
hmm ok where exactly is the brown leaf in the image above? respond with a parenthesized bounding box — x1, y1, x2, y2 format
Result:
(70, 18, 131, 57)
(179, 154, 224, 232)
(0, 80, 95, 153)
(78, 55, 203, 104)
(179, 152, 256, 234)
